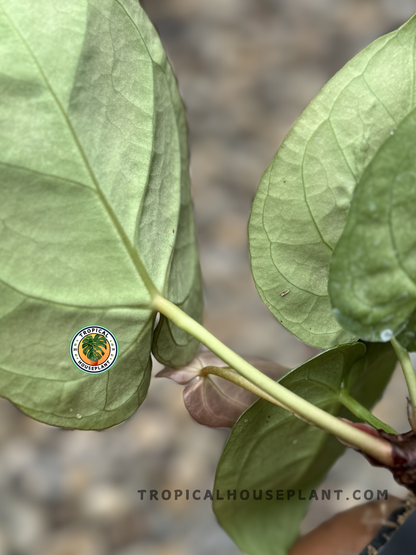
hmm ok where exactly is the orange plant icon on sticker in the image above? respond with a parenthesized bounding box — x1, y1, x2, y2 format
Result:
(70, 326, 118, 374)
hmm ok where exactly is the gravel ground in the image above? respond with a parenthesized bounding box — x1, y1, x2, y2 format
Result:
(1, 1, 416, 554)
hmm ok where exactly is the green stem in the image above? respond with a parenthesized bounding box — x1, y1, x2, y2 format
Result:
(391, 337, 416, 433)
(152, 295, 393, 466)
(339, 390, 396, 434)
(391, 337, 416, 412)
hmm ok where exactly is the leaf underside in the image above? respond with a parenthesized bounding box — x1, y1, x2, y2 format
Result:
(329, 108, 416, 345)
(249, 14, 416, 349)
(0, 0, 202, 429)
(213, 342, 397, 555)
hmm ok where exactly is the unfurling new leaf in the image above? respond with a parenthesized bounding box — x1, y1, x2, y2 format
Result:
(157, 350, 288, 428)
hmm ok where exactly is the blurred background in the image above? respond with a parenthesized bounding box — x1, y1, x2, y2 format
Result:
(2, 1, 416, 554)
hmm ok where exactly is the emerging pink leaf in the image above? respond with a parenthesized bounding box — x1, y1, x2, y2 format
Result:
(157, 350, 288, 427)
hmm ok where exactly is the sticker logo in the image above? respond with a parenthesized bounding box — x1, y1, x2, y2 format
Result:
(70, 326, 118, 374)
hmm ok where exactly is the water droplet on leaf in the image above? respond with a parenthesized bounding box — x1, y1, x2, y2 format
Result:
(380, 329, 393, 342)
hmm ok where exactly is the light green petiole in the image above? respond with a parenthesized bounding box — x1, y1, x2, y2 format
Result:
(202, 366, 294, 414)
(338, 389, 396, 434)
(152, 294, 394, 466)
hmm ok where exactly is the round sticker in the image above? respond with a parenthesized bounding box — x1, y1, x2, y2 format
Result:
(70, 326, 118, 374)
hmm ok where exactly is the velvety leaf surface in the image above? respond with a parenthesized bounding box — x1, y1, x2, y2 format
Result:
(0, 0, 201, 429)
(213, 342, 397, 555)
(249, 14, 416, 349)
(157, 351, 288, 427)
(329, 109, 416, 343)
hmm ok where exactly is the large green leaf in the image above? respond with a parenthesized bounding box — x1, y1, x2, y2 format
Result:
(249, 14, 416, 349)
(0, 0, 202, 429)
(213, 342, 397, 555)
(329, 108, 416, 343)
